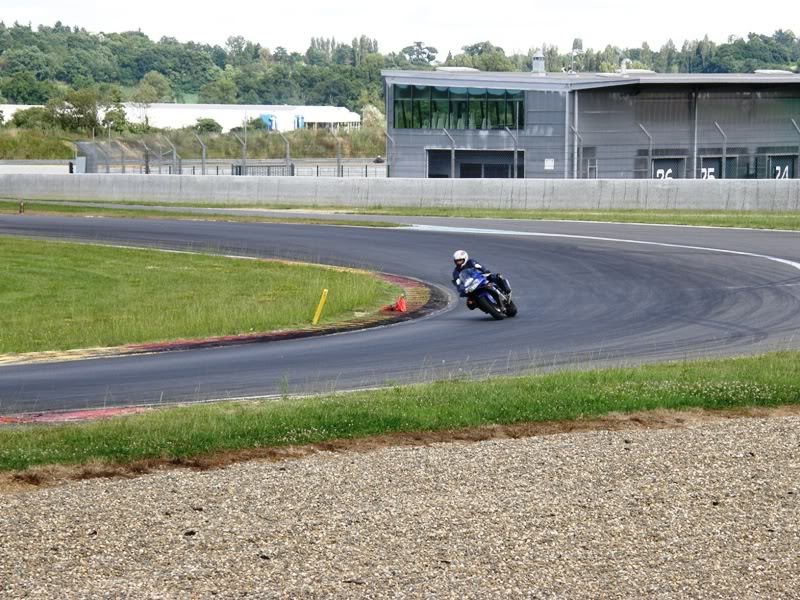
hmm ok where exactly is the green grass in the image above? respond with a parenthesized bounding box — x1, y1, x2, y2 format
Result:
(0, 236, 399, 353)
(18, 200, 800, 230)
(0, 128, 78, 160)
(1, 351, 798, 471)
(0, 200, 400, 227)
(335, 207, 800, 230)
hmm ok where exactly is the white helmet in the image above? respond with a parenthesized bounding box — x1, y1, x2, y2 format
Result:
(453, 250, 468, 267)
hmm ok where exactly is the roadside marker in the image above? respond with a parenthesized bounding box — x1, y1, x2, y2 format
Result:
(312, 289, 329, 325)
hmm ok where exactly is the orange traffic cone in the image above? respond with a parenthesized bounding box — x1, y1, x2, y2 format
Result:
(395, 294, 407, 313)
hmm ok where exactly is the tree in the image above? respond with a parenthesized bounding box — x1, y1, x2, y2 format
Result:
(46, 88, 100, 132)
(0, 46, 51, 80)
(655, 39, 678, 72)
(462, 41, 504, 56)
(139, 71, 173, 102)
(10, 106, 52, 129)
(100, 86, 128, 131)
(273, 47, 290, 64)
(199, 68, 239, 104)
(361, 103, 384, 128)
(0, 71, 58, 104)
(194, 117, 222, 133)
(401, 41, 438, 66)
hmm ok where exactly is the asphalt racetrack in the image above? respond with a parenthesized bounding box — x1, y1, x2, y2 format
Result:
(1, 214, 799, 415)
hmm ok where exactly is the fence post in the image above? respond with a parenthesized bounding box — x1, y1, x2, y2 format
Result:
(639, 124, 653, 178)
(154, 142, 163, 174)
(443, 128, 455, 179)
(383, 131, 395, 179)
(277, 131, 291, 167)
(193, 133, 206, 175)
(105, 123, 112, 173)
(504, 126, 518, 179)
(160, 135, 179, 174)
(714, 122, 727, 179)
(138, 141, 151, 174)
(792, 119, 800, 179)
(118, 141, 126, 174)
(232, 132, 247, 176)
(569, 126, 582, 179)
(327, 129, 342, 177)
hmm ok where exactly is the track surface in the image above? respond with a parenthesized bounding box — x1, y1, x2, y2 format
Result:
(1, 215, 799, 414)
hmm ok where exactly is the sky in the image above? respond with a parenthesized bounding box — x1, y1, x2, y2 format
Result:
(2, 0, 797, 58)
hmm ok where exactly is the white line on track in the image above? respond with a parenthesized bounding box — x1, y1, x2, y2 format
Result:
(407, 224, 800, 274)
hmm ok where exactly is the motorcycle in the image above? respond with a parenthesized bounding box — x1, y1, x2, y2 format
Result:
(455, 267, 518, 320)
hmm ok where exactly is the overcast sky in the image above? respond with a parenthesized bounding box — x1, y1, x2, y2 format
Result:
(2, 0, 796, 57)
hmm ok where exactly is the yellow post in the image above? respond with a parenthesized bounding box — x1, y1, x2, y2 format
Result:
(312, 289, 329, 325)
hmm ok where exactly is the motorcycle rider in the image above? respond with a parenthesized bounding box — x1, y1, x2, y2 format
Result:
(452, 250, 512, 310)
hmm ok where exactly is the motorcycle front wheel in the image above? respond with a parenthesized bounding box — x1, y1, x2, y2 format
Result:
(476, 295, 505, 320)
(505, 300, 518, 318)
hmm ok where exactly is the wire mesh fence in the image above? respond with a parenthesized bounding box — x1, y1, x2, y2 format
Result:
(76, 130, 389, 177)
(403, 124, 799, 180)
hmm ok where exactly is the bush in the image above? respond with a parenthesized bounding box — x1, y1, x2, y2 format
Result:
(10, 107, 53, 129)
(194, 117, 223, 134)
(0, 128, 77, 159)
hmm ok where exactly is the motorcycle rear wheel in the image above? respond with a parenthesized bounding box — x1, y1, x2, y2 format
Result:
(477, 295, 505, 320)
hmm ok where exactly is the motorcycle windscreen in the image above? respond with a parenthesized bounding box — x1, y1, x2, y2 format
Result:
(456, 267, 487, 294)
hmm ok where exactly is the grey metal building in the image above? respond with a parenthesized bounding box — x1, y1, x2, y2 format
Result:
(382, 66, 800, 180)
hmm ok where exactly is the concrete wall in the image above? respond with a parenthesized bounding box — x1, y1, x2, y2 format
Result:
(2, 174, 800, 211)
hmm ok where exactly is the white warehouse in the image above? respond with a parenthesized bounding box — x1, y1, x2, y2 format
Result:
(0, 103, 361, 133)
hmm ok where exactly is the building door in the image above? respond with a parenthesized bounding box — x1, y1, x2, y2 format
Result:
(460, 163, 482, 178)
(699, 157, 722, 180)
(768, 155, 796, 179)
(428, 149, 523, 178)
(484, 164, 510, 178)
(652, 158, 684, 179)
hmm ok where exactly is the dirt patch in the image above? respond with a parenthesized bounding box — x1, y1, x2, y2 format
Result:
(2, 405, 799, 494)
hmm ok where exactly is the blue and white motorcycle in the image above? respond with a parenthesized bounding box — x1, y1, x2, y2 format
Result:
(455, 267, 518, 320)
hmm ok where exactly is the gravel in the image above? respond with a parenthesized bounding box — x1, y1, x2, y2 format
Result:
(1, 415, 798, 599)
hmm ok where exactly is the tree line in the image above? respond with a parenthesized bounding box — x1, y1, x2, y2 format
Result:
(0, 21, 798, 134)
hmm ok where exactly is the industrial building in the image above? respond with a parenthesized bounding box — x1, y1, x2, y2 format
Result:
(0, 103, 361, 133)
(382, 59, 800, 179)
(121, 103, 361, 132)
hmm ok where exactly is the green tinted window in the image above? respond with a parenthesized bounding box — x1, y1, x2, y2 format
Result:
(392, 85, 524, 130)
(449, 87, 468, 130)
(411, 86, 431, 128)
(432, 87, 449, 128)
(394, 85, 412, 99)
(487, 88, 506, 129)
(468, 89, 486, 130)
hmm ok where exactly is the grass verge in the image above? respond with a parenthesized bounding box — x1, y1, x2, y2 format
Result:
(0, 200, 400, 227)
(9, 200, 800, 230)
(1, 351, 798, 474)
(0, 236, 400, 353)
(326, 206, 800, 230)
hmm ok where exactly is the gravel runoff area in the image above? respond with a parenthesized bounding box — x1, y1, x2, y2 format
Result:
(1, 415, 798, 599)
